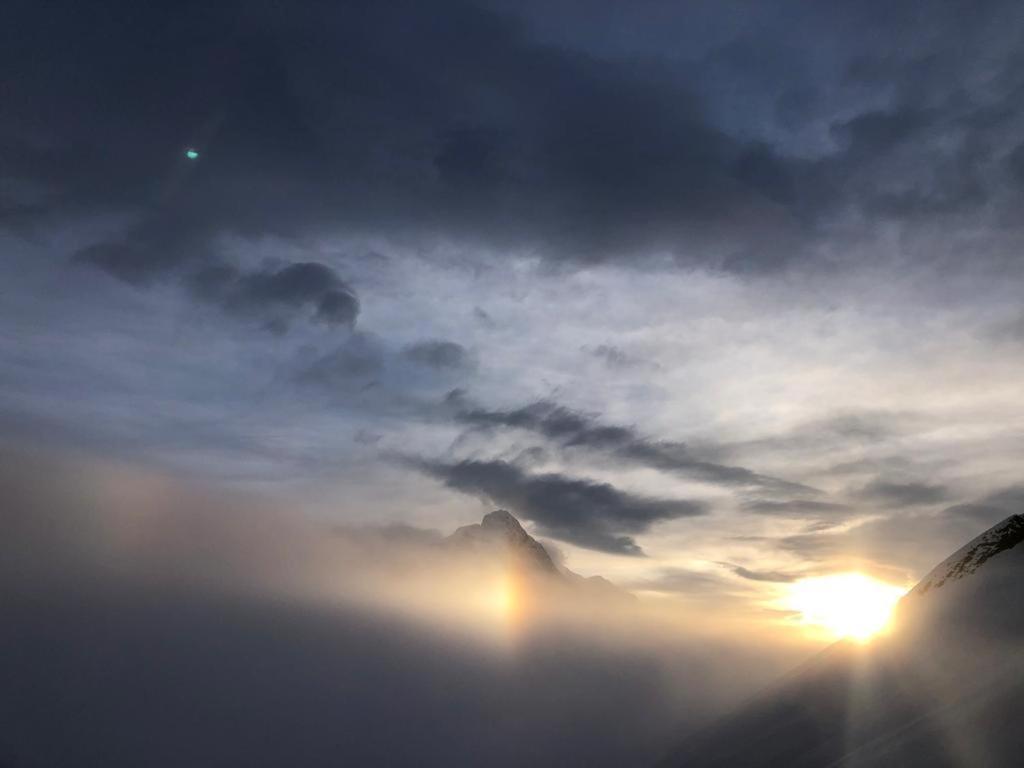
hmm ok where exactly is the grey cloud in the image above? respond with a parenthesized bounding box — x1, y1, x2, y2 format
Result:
(353, 429, 384, 446)
(827, 455, 922, 476)
(472, 307, 496, 328)
(770, 486, 1024, 578)
(801, 519, 846, 533)
(447, 392, 815, 494)
(633, 568, 731, 595)
(1008, 142, 1024, 186)
(820, 413, 911, 442)
(854, 479, 952, 508)
(411, 457, 707, 556)
(6, 0, 1024, 286)
(586, 344, 645, 370)
(5, 0, 1024, 284)
(831, 108, 932, 162)
(742, 499, 852, 518)
(75, 235, 196, 287)
(722, 564, 798, 584)
(297, 334, 383, 387)
(187, 261, 359, 332)
(943, 485, 1024, 526)
(403, 340, 472, 371)
(2, 0, 808, 278)
(716, 411, 919, 463)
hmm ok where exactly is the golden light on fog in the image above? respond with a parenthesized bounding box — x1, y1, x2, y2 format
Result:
(785, 573, 906, 643)
(488, 574, 520, 621)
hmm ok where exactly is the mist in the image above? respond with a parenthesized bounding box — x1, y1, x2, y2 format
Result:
(0, 448, 795, 768)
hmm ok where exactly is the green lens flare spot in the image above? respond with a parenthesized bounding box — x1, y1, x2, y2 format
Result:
(185, 149, 199, 160)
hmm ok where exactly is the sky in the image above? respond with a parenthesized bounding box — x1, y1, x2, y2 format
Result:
(4, 0, 1024, 629)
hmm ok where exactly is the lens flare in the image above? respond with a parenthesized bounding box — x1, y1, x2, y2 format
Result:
(785, 572, 906, 642)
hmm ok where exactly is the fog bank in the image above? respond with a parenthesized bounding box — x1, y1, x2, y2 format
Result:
(0, 449, 795, 767)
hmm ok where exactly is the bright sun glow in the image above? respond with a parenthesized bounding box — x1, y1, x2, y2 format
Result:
(785, 573, 906, 642)
(489, 576, 517, 619)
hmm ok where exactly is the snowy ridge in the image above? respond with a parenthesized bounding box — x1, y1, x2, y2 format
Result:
(911, 513, 1024, 596)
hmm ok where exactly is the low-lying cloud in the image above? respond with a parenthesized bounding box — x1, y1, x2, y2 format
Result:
(0, 449, 785, 768)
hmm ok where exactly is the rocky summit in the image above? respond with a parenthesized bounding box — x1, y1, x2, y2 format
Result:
(447, 509, 560, 574)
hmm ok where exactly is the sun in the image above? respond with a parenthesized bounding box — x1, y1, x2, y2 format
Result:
(784, 572, 906, 642)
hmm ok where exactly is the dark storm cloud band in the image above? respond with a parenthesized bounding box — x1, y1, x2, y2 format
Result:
(187, 261, 359, 332)
(446, 391, 815, 494)
(5, 0, 1023, 288)
(411, 457, 706, 556)
(2, 0, 798, 274)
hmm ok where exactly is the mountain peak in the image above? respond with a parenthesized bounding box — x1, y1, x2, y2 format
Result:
(911, 513, 1024, 596)
(448, 510, 559, 574)
(480, 509, 527, 534)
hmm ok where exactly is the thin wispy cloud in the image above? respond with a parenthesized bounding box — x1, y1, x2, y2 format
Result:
(446, 392, 816, 494)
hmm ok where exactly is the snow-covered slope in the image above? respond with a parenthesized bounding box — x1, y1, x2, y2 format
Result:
(912, 514, 1024, 595)
(658, 514, 1024, 768)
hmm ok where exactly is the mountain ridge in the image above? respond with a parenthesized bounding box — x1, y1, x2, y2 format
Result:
(446, 509, 636, 601)
(910, 513, 1024, 596)
(447, 509, 560, 574)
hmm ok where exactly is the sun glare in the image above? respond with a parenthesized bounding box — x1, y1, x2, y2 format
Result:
(489, 576, 517, 619)
(785, 573, 906, 642)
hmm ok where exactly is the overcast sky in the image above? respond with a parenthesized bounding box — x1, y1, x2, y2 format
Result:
(4, 0, 1024, 614)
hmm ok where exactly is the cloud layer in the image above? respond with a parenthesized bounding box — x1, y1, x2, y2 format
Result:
(447, 391, 815, 493)
(413, 458, 706, 555)
(0, 450, 784, 768)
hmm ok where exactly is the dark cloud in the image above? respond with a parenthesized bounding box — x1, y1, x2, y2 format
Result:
(586, 344, 644, 370)
(403, 340, 472, 371)
(722, 564, 798, 584)
(1008, 142, 1024, 186)
(4, 0, 1024, 288)
(186, 261, 358, 332)
(943, 485, 1024, 526)
(831, 108, 932, 161)
(4, 0, 1023, 286)
(854, 479, 951, 508)
(0, 0, 782, 280)
(353, 429, 384, 446)
(412, 457, 707, 555)
(768, 486, 1024, 578)
(472, 307, 496, 328)
(74, 232, 197, 287)
(446, 392, 815, 494)
(297, 333, 383, 387)
(1, 0, 804, 276)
